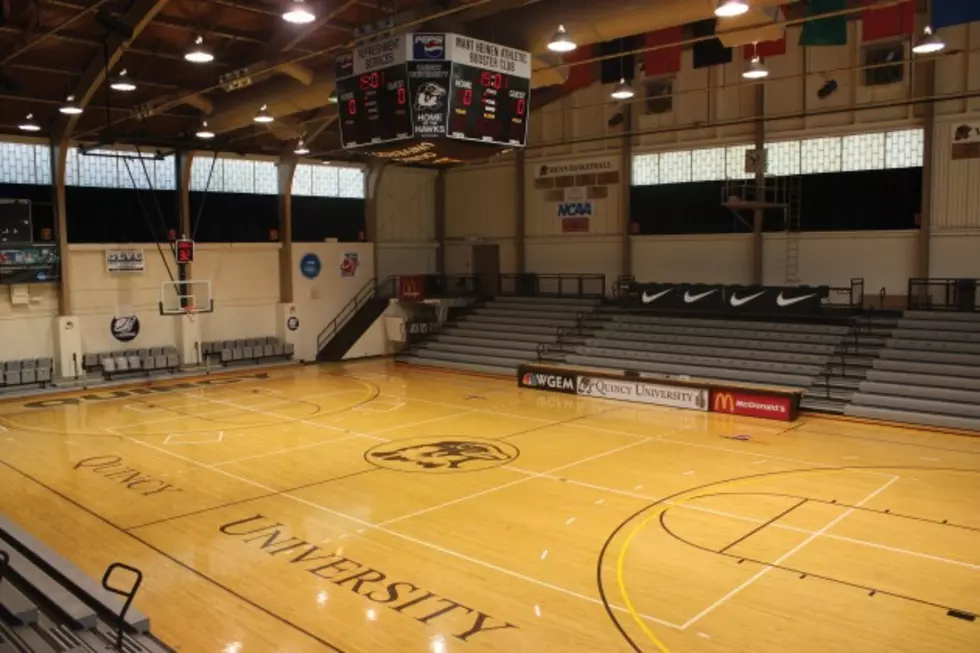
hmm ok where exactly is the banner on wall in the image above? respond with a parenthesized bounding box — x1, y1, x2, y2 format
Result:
(533, 156, 619, 179)
(952, 122, 980, 160)
(557, 201, 593, 233)
(106, 249, 145, 273)
(0, 245, 60, 284)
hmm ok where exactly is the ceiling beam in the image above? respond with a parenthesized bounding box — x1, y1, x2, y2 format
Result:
(53, 0, 172, 141)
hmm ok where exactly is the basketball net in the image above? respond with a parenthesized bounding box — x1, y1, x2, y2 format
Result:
(184, 305, 197, 322)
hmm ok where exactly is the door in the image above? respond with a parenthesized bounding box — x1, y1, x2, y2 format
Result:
(472, 244, 500, 297)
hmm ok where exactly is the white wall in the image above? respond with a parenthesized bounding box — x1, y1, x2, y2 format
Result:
(0, 284, 58, 362)
(631, 234, 753, 284)
(192, 243, 280, 342)
(525, 236, 621, 294)
(375, 166, 437, 279)
(444, 161, 519, 275)
(67, 245, 180, 354)
(289, 241, 374, 362)
(763, 231, 917, 294)
(930, 231, 980, 278)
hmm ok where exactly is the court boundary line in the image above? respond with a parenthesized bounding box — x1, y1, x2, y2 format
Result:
(107, 426, 686, 630)
(503, 468, 980, 571)
(0, 458, 347, 653)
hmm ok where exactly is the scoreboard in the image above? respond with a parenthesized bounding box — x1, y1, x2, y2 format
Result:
(335, 34, 531, 156)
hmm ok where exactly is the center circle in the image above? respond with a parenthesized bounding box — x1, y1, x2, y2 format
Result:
(364, 436, 519, 473)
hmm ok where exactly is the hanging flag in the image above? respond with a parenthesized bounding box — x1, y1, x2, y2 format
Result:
(799, 0, 848, 46)
(932, 0, 980, 29)
(691, 19, 733, 69)
(644, 27, 682, 76)
(861, 0, 915, 42)
(599, 37, 639, 84)
(742, 35, 787, 59)
(560, 44, 595, 92)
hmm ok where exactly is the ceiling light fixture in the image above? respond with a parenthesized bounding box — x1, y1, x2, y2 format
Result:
(109, 69, 136, 92)
(253, 104, 274, 123)
(294, 139, 310, 155)
(547, 25, 577, 53)
(196, 121, 215, 139)
(59, 95, 83, 115)
(18, 113, 41, 132)
(742, 56, 769, 79)
(185, 35, 214, 63)
(912, 26, 945, 55)
(610, 78, 635, 100)
(282, 0, 316, 24)
(715, 0, 749, 18)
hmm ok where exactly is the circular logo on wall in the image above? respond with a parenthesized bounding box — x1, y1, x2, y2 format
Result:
(110, 316, 140, 342)
(286, 316, 300, 331)
(299, 253, 321, 279)
(364, 436, 518, 473)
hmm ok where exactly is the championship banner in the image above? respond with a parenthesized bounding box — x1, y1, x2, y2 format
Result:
(576, 375, 708, 411)
(106, 249, 145, 273)
(711, 389, 795, 421)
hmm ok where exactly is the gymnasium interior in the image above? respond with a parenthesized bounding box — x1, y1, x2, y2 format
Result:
(1, 0, 979, 651)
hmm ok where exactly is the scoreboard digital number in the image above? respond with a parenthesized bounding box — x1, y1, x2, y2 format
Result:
(337, 65, 413, 148)
(447, 63, 530, 147)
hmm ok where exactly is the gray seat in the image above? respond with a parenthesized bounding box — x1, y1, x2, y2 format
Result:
(20, 367, 36, 384)
(272, 343, 285, 356)
(101, 357, 116, 375)
(262, 344, 275, 357)
(283, 343, 294, 357)
(166, 353, 179, 369)
(4, 369, 20, 385)
(114, 356, 129, 372)
(36, 366, 51, 384)
(127, 355, 142, 371)
(221, 349, 233, 364)
(4, 360, 20, 371)
(242, 346, 253, 359)
(141, 355, 157, 371)
(154, 355, 168, 370)
(21, 359, 36, 370)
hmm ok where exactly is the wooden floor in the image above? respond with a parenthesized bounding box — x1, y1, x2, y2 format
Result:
(1, 361, 979, 652)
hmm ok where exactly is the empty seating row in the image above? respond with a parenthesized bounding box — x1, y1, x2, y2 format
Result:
(1, 515, 173, 653)
(201, 336, 294, 365)
(846, 310, 980, 431)
(82, 346, 180, 380)
(1, 358, 54, 389)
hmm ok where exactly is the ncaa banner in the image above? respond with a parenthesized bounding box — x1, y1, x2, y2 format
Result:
(576, 376, 708, 411)
(534, 156, 619, 180)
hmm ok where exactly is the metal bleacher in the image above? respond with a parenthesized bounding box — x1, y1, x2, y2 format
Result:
(0, 515, 173, 653)
(400, 296, 600, 375)
(847, 310, 980, 431)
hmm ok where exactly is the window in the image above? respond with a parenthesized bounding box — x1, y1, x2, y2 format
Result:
(293, 164, 365, 198)
(644, 79, 673, 115)
(189, 155, 279, 194)
(0, 142, 51, 185)
(631, 127, 923, 186)
(864, 42, 905, 87)
(65, 148, 177, 189)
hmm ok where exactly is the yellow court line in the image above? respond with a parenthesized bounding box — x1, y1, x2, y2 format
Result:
(616, 508, 673, 653)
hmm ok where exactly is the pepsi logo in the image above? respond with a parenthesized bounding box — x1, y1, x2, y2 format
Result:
(414, 34, 445, 59)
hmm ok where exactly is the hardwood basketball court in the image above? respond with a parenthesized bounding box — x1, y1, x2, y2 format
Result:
(0, 362, 978, 652)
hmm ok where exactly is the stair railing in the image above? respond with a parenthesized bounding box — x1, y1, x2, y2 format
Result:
(101, 562, 144, 650)
(316, 277, 379, 352)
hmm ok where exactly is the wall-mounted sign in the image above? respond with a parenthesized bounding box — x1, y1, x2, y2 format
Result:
(300, 253, 322, 279)
(952, 122, 980, 160)
(340, 252, 360, 277)
(534, 156, 619, 180)
(557, 201, 593, 233)
(106, 249, 144, 273)
(110, 315, 140, 342)
(0, 245, 59, 284)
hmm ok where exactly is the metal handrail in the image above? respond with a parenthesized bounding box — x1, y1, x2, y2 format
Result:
(316, 277, 378, 351)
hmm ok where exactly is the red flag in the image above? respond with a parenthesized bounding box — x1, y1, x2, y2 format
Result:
(644, 27, 683, 76)
(742, 36, 787, 59)
(861, 0, 915, 41)
(561, 44, 594, 92)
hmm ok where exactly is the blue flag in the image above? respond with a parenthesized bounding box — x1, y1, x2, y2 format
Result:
(933, 0, 980, 29)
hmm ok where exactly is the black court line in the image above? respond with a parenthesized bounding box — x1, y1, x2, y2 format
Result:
(717, 498, 808, 554)
(659, 506, 978, 620)
(498, 407, 623, 441)
(0, 459, 347, 653)
(691, 490, 980, 533)
(125, 467, 383, 531)
(595, 465, 980, 653)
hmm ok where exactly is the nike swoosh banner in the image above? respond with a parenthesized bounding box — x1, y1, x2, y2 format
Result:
(628, 283, 824, 314)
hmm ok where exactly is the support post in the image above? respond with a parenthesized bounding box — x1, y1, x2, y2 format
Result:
(752, 84, 766, 285)
(176, 151, 193, 304)
(277, 156, 298, 304)
(365, 161, 386, 280)
(51, 140, 70, 315)
(435, 171, 446, 274)
(515, 149, 526, 274)
(620, 103, 633, 279)
(917, 60, 935, 280)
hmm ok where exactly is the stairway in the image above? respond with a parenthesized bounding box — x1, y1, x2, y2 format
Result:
(316, 296, 389, 362)
(802, 312, 898, 414)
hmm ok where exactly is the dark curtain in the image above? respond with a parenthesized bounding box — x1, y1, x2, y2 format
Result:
(188, 192, 278, 242)
(65, 187, 177, 243)
(632, 168, 922, 235)
(292, 197, 365, 242)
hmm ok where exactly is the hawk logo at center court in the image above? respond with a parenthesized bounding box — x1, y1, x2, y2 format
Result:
(365, 437, 518, 473)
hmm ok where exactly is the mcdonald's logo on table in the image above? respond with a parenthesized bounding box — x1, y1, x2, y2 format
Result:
(398, 275, 425, 301)
(710, 389, 794, 421)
